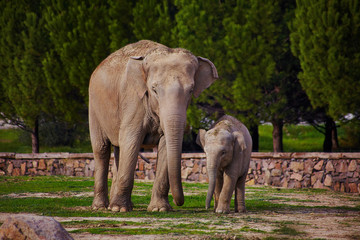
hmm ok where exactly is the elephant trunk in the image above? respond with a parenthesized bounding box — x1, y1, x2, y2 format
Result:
(163, 112, 186, 206)
(206, 166, 217, 209)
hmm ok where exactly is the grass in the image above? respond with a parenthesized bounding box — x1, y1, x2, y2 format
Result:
(0, 128, 92, 153)
(258, 124, 327, 152)
(1, 176, 359, 238)
(0, 123, 349, 153)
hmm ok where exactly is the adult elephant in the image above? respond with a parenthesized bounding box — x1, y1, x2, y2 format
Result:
(89, 40, 218, 212)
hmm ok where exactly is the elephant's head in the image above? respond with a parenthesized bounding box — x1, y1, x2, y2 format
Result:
(197, 122, 247, 209)
(126, 47, 218, 206)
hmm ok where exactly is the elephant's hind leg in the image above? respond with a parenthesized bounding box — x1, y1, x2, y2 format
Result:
(235, 174, 247, 213)
(147, 136, 172, 212)
(91, 140, 111, 210)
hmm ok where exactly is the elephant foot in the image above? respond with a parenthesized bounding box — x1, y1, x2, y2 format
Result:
(235, 206, 247, 213)
(215, 209, 230, 214)
(92, 206, 107, 211)
(108, 203, 133, 212)
(215, 204, 230, 214)
(92, 195, 109, 211)
(147, 198, 172, 212)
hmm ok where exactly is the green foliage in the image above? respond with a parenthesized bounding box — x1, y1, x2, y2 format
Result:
(1, 0, 359, 152)
(0, 1, 51, 130)
(339, 119, 360, 151)
(43, 0, 111, 123)
(107, 0, 135, 51)
(173, 0, 228, 129)
(290, 0, 360, 120)
(222, 0, 278, 124)
(132, 0, 175, 46)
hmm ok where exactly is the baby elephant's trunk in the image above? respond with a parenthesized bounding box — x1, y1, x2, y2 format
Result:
(206, 168, 217, 209)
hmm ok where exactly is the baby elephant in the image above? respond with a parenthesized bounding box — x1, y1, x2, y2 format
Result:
(197, 115, 252, 213)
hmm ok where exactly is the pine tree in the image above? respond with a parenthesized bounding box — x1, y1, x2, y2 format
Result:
(173, 0, 227, 125)
(170, 0, 229, 150)
(0, 1, 51, 152)
(108, 0, 135, 51)
(132, 0, 176, 46)
(290, 0, 360, 151)
(43, 0, 111, 123)
(222, 0, 310, 152)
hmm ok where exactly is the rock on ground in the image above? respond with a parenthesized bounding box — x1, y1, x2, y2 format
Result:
(0, 214, 73, 240)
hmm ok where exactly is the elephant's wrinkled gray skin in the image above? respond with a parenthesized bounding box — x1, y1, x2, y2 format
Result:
(89, 40, 218, 212)
(197, 115, 252, 214)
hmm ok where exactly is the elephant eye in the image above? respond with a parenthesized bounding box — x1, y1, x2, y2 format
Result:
(221, 150, 226, 156)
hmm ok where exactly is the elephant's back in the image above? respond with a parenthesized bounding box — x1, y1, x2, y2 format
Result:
(214, 115, 252, 146)
(103, 40, 166, 69)
(213, 115, 244, 131)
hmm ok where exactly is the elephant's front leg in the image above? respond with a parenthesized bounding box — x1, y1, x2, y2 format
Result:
(147, 135, 172, 212)
(216, 172, 236, 214)
(235, 174, 247, 213)
(109, 129, 142, 212)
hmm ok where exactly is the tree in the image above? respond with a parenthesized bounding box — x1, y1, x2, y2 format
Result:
(173, 0, 229, 150)
(222, 0, 310, 152)
(0, 1, 51, 153)
(132, 0, 176, 46)
(290, 0, 360, 151)
(43, 0, 111, 124)
(108, 0, 136, 51)
(173, 0, 228, 123)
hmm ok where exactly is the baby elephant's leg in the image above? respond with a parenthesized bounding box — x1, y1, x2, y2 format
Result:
(216, 173, 236, 214)
(235, 174, 247, 213)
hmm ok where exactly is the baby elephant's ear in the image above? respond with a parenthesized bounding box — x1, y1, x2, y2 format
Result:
(196, 129, 207, 149)
(232, 131, 247, 152)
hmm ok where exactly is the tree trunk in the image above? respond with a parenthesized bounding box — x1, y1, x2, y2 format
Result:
(250, 125, 259, 152)
(331, 122, 339, 151)
(31, 119, 39, 153)
(323, 116, 333, 152)
(272, 120, 283, 152)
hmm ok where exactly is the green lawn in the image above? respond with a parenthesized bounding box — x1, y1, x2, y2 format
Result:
(0, 128, 92, 153)
(258, 124, 326, 152)
(0, 176, 359, 239)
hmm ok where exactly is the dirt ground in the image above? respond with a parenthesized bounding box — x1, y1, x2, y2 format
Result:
(1, 187, 359, 240)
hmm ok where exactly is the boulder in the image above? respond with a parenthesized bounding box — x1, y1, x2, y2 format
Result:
(0, 214, 73, 240)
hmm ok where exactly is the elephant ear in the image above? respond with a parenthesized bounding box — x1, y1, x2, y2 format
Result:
(125, 56, 147, 99)
(232, 131, 247, 161)
(193, 57, 219, 98)
(196, 129, 207, 149)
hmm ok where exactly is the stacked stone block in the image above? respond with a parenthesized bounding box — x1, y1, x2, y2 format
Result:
(0, 152, 359, 194)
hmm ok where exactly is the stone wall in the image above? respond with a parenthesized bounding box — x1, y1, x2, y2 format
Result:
(0, 152, 359, 194)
